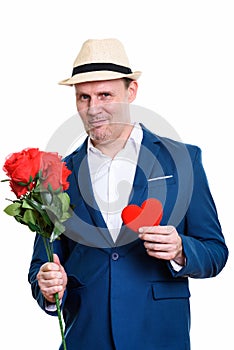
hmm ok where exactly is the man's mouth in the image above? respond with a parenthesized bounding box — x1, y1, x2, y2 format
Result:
(88, 118, 109, 128)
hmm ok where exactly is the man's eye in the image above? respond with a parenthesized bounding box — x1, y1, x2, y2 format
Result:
(99, 93, 111, 99)
(81, 94, 90, 100)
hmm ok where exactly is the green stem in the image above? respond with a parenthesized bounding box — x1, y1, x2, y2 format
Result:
(42, 237, 53, 262)
(54, 292, 67, 350)
(43, 237, 67, 350)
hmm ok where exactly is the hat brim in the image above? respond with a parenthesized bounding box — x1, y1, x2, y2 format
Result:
(58, 70, 141, 86)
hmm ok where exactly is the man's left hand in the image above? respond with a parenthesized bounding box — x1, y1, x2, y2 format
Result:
(138, 225, 186, 266)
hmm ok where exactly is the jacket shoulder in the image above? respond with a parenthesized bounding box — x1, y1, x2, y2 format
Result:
(63, 138, 88, 166)
(159, 135, 201, 159)
(143, 126, 201, 163)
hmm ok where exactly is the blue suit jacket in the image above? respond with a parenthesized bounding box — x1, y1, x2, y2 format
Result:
(28, 126, 228, 350)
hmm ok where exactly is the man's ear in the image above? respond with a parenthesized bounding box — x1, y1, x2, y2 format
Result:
(128, 80, 138, 103)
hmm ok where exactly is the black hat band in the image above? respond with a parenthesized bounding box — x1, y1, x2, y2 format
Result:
(72, 62, 132, 77)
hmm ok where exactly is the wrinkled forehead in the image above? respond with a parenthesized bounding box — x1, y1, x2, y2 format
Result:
(74, 79, 125, 93)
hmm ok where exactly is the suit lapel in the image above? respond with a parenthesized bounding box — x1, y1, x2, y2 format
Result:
(129, 126, 161, 205)
(69, 140, 114, 247)
(116, 126, 162, 246)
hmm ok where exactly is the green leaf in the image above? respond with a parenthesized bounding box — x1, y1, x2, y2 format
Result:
(4, 202, 22, 216)
(48, 183, 53, 193)
(27, 222, 40, 232)
(42, 195, 63, 220)
(17, 181, 29, 186)
(58, 192, 71, 213)
(60, 211, 72, 222)
(41, 192, 53, 206)
(53, 187, 62, 194)
(55, 220, 66, 232)
(14, 215, 27, 225)
(33, 181, 44, 193)
(50, 220, 65, 242)
(23, 209, 37, 225)
(22, 199, 34, 209)
(24, 198, 44, 213)
(24, 198, 52, 226)
(31, 191, 44, 204)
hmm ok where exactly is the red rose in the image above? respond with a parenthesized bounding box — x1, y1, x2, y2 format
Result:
(4, 148, 42, 182)
(9, 180, 35, 198)
(3, 148, 42, 198)
(40, 152, 71, 191)
(3, 148, 71, 197)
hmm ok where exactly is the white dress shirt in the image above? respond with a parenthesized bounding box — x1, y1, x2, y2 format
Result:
(87, 123, 143, 242)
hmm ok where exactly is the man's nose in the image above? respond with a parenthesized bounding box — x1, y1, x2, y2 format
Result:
(87, 97, 102, 116)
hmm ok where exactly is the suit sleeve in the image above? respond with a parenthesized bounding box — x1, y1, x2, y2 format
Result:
(28, 233, 67, 315)
(169, 147, 228, 278)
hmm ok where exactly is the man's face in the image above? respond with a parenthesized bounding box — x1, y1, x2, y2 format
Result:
(75, 79, 138, 145)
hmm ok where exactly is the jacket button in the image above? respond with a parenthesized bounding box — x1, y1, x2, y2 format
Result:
(111, 252, 119, 261)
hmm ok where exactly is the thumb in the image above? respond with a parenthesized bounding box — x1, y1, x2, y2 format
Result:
(53, 253, 61, 266)
(53, 253, 67, 286)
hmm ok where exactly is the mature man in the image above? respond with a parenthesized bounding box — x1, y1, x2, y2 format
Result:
(29, 38, 228, 350)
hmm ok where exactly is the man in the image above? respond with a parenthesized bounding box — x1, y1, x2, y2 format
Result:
(28, 38, 228, 350)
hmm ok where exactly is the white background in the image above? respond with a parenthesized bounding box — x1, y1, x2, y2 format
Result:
(0, 1, 233, 349)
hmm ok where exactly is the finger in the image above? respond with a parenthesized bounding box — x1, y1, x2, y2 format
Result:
(41, 261, 60, 272)
(43, 271, 63, 281)
(146, 249, 176, 260)
(42, 284, 64, 297)
(138, 226, 158, 234)
(40, 277, 64, 288)
(37, 269, 63, 286)
(44, 288, 65, 303)
(139, 231, 177, 245)
(140, 233, 173, 244)
(139, 225, 174, 235)
(139, 227, 177, 244)
(144, 242, 175, 252)
(53, 253, 61, 266)
(38, 274, 64, 291)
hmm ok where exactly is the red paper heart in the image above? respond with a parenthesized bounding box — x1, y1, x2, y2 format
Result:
(121, 198, 163, 232)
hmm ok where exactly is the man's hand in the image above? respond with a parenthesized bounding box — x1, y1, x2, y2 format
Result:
(138, 225, 186, 266)
(37, 254, 68, 303)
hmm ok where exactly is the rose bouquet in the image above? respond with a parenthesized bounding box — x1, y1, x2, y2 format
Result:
(2, 147, 72, 350)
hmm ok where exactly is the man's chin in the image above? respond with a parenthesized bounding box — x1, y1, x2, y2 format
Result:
(89, 126, 112, 144)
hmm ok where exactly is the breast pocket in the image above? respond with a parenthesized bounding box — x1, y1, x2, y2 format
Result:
(148, 175, 175, 186)
(147, 175, 176, 204)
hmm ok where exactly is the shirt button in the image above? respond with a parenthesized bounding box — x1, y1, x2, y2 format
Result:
(111, 252, 119, 261)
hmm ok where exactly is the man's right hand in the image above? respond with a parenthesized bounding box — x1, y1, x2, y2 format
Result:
(37, 253, 67, 303)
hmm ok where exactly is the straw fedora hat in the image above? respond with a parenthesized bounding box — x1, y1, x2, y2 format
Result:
(59, 38, 141, 86)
